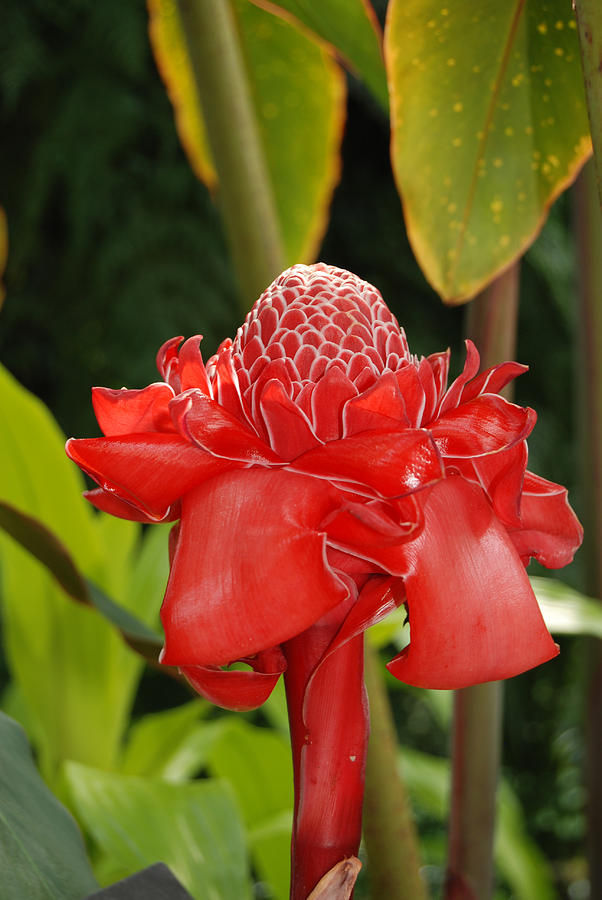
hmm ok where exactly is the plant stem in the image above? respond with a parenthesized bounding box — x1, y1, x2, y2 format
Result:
(363, 641, 428, 900)
(446, 263, 520, 900)
(175, 0, 286, 309)
(284, 624, 367, 900)
(574, 0, 602, 208)
(574, 159, 602, 900)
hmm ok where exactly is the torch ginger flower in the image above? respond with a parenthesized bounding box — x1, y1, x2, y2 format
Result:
(66, 264, 582, 899)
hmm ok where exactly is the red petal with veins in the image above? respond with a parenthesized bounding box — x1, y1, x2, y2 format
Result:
(92, 383, 175, 436)
(461, 360, 528, 403)
(179, 647, 286, 711)
(178, 335, 212, 394)
(260, 379, 322, 459)
(156, 336, 183, 390)
(510, 472, 584, 568)
(66, 434, 231, 520)
(437, 340, 481, 416)
(343, 372, 408, 437)
(170, 391, 282, 465)
(84, 487, 180, 523)
(394, 363, 425, 427)
(387, 477, 559, 689)
(430, 395, 535, 458)
(160, 468, 348, 666)
(325, 498, 422, 574)
(310, 366, 358, 441)
(290, 429, 443, 499)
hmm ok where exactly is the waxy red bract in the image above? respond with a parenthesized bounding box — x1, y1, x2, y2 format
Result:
(66, 263, 583, 702)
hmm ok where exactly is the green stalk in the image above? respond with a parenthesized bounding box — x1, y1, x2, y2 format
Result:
(574, 0, 602, 208)
(574, 160, 602, 900)
(175, 0, 286, 309)
(363, 642, 428, 900)
(446, 263, 520, 899)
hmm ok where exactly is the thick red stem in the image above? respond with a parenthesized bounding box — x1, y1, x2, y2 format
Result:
(283, 624, 368, 900)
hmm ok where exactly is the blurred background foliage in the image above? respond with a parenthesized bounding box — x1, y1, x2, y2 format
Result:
(0, 0, 590, 898)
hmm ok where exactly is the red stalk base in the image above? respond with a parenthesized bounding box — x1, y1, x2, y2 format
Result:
(283, 621, 368, 900)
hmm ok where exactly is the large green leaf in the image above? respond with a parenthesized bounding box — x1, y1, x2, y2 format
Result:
(251, 0, 388, 108)
(532, 575, 602, 638)
(0, 712, 98, 900)
(65, 763, 251, 900)
(119, 701, 210, 780)
(386, 0, 591, 303)
(206, 719, 293, 900)
(0, 500, 163, 662)
(148, 0, 345, 265)
(0, 364, 151, 779)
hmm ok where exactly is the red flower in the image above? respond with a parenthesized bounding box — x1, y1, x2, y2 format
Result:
(66, 263, 582, 897)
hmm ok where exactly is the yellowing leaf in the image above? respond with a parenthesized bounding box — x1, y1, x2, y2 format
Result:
(386, 0, 592, 303)
(251, 0, 388, 108)
(148, 0, 346, 265)
(147, 0, 216, 187)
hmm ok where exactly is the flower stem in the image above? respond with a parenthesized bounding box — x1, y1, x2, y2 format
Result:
(283, 626, 368, 900)
(175, 0, 286, 309)
(363, 641, 428, 900)
(446, 263, 519, 899)
(574, 159, 602, 900)
(574, 0, 602, 208)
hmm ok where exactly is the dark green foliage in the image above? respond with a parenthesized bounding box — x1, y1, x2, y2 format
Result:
(0, 0, 239, 437)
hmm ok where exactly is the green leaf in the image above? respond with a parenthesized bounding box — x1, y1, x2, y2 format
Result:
(0, 499, 163, 660)
(0, 364, 154, 778)
(119, 701, 210, 780)
(148, 0, 346, 265)
(532, 575, 602, 638)
(386, 0, 591, 303)
(250, 0, 388, 108)
(0, 712, 98, 900)
(206, 719, 293, 899)
(65, 763, 251, 900)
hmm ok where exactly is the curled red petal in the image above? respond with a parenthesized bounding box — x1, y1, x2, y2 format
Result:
(160, 468, 349, 667)
(394, 363, 425, 427)
(83, 487, 180, 523)
(437, 340, 480, 416)
(178, 335, 212, 394)
(430, 395, 535, 458)
(460, 360, 528, 404)
(472, 441, 527, 528)
(290, 429, 444, 499)
(170, 391, 282, 465)
(325, 575, 404, 660)
(387, 476, 559, 689)
(179, 647, 286, 712)
(310, 366, 358, 442)
(260, 379, 322, 459)
(342, 372, 408, 437)
(92, 383, 175, 436)
(324, 497, 423, 574)
(156, 336, 184, 390)
(510, 471, 583, 568)
(66, 434, 232, 520)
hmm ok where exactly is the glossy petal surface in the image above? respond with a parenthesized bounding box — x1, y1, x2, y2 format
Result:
(387, 477, 558, 689)
(160, 468, 348, 666)
(66, 434, 232, 520)
(511, 472, 584, 568)
(291, 429, 443, 499)
(92, 383, 175, 436)
(180, 647, 286, 712)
